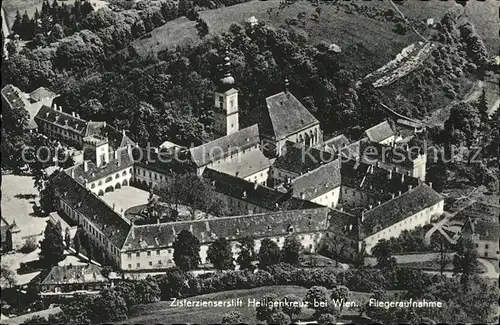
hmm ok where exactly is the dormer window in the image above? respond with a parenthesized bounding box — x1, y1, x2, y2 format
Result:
(287, 225, 294, 233)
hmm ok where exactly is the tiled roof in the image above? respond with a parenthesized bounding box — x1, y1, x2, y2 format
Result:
(262, 92, 319, 140)
(323, 134, 350, 152)
(343, 138, 422, 168)
(29, 87, 58, 102)
(35, 105, 90, 136)
(210, 149, 271, 178)
(273, 141, 335, 176)
(97, 124, 136, 150)
(52, 172, 131, 248)
(41, 264, 106, 286)
(132, 147, 195, 175)
(340, 159, 419, 199)
(457, 202, 500, 242)
(360, 184, 442, 239)
(1, 84, 30, 111)
(202, 168, 322, 211)
(189, 124, 260, 167)
(122, 207, 329, 251)
(327, 209, 360, 241)
(67, 146, 134, 184)
(1, 84, 41, 130)
(291, 158, 341, 200)
(365, 120, 395, 143)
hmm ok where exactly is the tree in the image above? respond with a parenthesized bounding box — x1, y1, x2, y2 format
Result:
(317, 313, 337, 325)
(305, 286, 330, 317)
(281, 294, 302, 321)
(39, 170, 60, 214)
(237, 236, 254, 270)
(267, 311, 290, 325)
(39, 221, 65, 267)
(476, 88, 488, 123)
(221, 311, 243, 325)
(258, 238, 281, 269)
(92, 287, 128, 322)
(444, 102, 481, 145)
(453, 237, 478, 285)
(426, 157, 448, 193)
(330, 285, 351, 315)
(101, 266, 113, 279)
(135, 277, 161, 304)
(0, 265, 17, 289)
(371, 239, 397, 271)
(255, 293, 279, 322)
(12, 10, 23, 36)
(73, 228, 82, 254)
(207, 238, 234, 271)
(157, 268, 190, 300)
(64, 228, 71, 249)
(173, 230, 201, 271)
(21, 315, 48, 325)
(433, 232, 451, 276)
(282, 235, 302, 265)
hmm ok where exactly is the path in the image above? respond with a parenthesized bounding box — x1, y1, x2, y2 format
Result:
(477, 258, 499, 279)
(423, 80, 483, 127)
(424, 214, 451, 245)
(1, 6, 10, 59)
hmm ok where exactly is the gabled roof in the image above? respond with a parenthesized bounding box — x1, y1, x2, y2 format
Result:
(365, 120, 395, 143)
(189, 124, 260, 167)
(122, 207, 329, 251)
(457, 202, 500, 242)
(41, 264, 106, 286)
(35, 105, 90, 136)
(360, 184, 442, 239)
(323, 134, 350, 152)
(29, 87, 58, 102)
(340, 159, 419, 199)
(52, 172, 131, 248)
(291, 158, 341, 200)
(202, 167, 322, 211)
(210, 149, 271, 178)
(273, 141, 335, 176)
(1, 84, 45, 130)
(262, 92, 319, 140)
(67, 146, 134, 184)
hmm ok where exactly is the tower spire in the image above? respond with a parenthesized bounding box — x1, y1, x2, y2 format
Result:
(219, 48, 235, 88)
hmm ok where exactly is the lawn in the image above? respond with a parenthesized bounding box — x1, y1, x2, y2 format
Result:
(400, 259, 486, 274)
(127, 285, 371, 324)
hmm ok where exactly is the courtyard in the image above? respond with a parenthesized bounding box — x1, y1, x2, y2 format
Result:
(99, 185, 150, 217)
(1, 174, 49, 241)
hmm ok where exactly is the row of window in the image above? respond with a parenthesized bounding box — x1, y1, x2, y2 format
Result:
(90, 169, 132, 188)
(127, 249, 172, 259)
(128, 260, 173, 269)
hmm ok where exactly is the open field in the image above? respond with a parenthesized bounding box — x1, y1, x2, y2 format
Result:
(1, 174, 48, 238)
(2, 0, 77, 30)
(127, 285, 371, 324)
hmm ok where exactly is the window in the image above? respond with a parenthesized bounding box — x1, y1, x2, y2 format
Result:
(484, 252, 488, 257)
(147, 251, 151, 257)
(91, 183, 96, 189)
(485, 244, 489, 249)
(136, 252, 140, 258)
(156, 250, 161, 255)
(128, 264, 131, 269)
(137, 263, 140, 268)
(149, 261, 153, 266)
(158, 260, 162, 265)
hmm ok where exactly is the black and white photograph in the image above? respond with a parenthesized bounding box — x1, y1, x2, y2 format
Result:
(0, 0, 498, 324)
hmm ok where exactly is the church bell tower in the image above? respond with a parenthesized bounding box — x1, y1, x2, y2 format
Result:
(214, 50, 239, 137)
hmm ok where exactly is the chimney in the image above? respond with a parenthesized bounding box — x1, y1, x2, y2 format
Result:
(113, 203, 115, 211)
(398, 190, 402, 196)
(59, 105, 63, 111)
(391, 193, 395, 199)
(369, 204, 373, 210)
(340, 206, 344, 212)
(77, 113, 80, 118)
(428, 182, 432, 188)
(300, 192, 305, 199)
(103, 121, 106, 128)
(377, 201, 381, 206)
(242, 190, 247, 198)
(84, 160, 89, 172)
(71, 168, 75, 179)
(122, 129, 126, 136)
(53, 103, 57, 110)
(388, 169, 392, 179)
(157, 218, 160, 224)
(370, 165, 374, 174)
(408, 184, 413, 191)
(72, 111, 75, 117)
(121, 208, 124, 216)
(401, 173, 405, 183)
(114, 150, 119, 161)
(254, 182, 258, 190)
